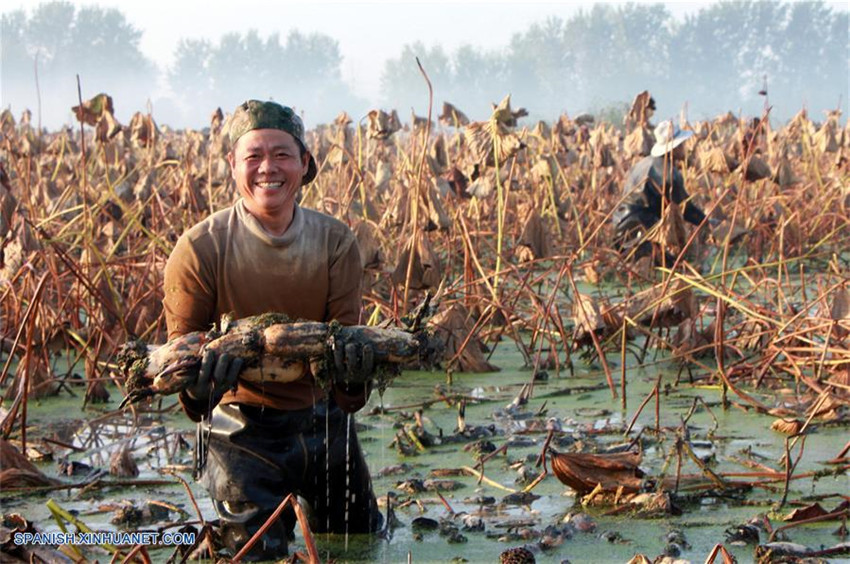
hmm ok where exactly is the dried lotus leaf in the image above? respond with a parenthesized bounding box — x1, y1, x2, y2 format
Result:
(353, 220, 383, 270)
(516, 207, 550, 261)
(572, 292, 606, 344)
(109, 446, 139, 478)
(625, 90, 655, 128)
(438, 101, 469, 127)
(428, 304, 498, 373)
(814, 123, 839, 153)
(744, 155, 771, 181)
(72, 92, 114, 126)
(770, 418, 803, 435)
(464, 120, 524, 167)
(624, 126, 654, 159)
(490, 94, 528, 128)
(367, 109, 401, 140)
(646, 201, 687, 252)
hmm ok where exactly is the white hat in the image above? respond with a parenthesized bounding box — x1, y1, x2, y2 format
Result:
(650, 120, 693, 157)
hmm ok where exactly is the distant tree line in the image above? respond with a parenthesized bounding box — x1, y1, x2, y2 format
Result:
(382, 2, 849, 124)
(1, 1, 847, 129)
(1, 2, 155, 128)
(166, 29, 364, 126)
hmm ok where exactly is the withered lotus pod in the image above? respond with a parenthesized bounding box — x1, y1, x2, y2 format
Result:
(438, 101, 470, 127)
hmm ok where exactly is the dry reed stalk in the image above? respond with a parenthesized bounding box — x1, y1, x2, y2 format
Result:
(703, 543, 737, 564)
(1, 94, 848, 464)
(624, 374, 662, 436)
(230, 493, 319, 563)
(401, 58, 434, 313)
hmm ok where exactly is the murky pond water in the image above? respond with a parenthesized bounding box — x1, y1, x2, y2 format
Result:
(3, 337, 849, 563)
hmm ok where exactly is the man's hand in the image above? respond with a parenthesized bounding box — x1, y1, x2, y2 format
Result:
(183, 350, 243, 404)
(332, 341, 375, 384)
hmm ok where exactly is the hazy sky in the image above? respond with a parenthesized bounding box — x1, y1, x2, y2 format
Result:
(9, 0, 716, 101)
(5, 0, 846, 127)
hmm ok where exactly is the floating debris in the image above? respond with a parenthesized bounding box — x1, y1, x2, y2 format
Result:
(549, 449, 644, 495)
(499, 545, 536, 563)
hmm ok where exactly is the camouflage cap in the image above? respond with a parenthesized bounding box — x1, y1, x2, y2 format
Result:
(229, 100, 317, 185)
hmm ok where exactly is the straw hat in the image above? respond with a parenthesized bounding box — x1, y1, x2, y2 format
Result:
(650, 120, 693, 157)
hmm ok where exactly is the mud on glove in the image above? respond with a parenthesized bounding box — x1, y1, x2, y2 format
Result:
(183, 350, 243, 406)
(331, 339, 375, 385)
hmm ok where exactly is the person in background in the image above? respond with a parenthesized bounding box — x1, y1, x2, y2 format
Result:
(613, 120, 715, 262)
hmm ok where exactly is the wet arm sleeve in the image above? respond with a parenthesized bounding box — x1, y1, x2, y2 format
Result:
(163, 234, 216, 340)
(163, 235, 216, 421)
(325, 233, 363, 325)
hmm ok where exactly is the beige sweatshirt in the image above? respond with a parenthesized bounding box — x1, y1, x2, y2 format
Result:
(163, 200, 367, 417)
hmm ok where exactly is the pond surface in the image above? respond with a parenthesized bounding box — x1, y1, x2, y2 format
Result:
(3, 337, 849, 563)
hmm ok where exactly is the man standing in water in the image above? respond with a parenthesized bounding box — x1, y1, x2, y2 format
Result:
(613, 120, 713, 262)
(163, 100, 383, 560)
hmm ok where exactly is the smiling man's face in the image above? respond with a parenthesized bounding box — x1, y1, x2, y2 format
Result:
(228, 128, 310, 225)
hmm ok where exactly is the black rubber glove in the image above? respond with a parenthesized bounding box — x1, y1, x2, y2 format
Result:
(183, 350, 243, 405)
(332, 341, 375, 384)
